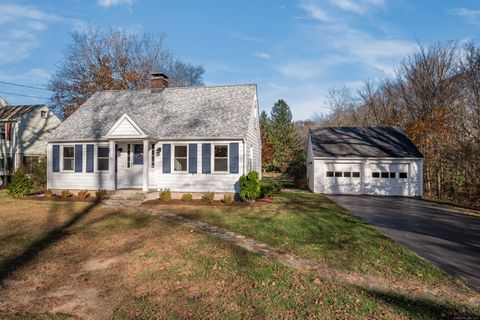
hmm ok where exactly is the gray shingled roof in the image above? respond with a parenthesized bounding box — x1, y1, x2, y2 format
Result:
(310, 127, 423, 158)
(0, 105, 46, 120)
(48, 84, 257, 141)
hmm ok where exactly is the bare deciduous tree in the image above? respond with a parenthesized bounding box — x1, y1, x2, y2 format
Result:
(49, 27, 205, 117)
(315, 42, 480, 208)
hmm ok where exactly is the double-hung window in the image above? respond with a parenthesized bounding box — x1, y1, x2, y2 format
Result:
(174, 145, 188, 172)
(214, 144, 228, 172)
(63, 146, 74, 171)
(97, 146, 109, 171)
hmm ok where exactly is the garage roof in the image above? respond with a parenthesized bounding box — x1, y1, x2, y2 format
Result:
(309, 127, 423, 158)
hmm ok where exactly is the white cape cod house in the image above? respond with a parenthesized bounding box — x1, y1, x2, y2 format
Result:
(47, 74, 261, 193)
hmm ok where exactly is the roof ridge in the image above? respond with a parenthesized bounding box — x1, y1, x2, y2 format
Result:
(95, 83, 257, 93)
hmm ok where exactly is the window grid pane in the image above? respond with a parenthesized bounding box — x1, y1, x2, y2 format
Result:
(213, 145, 228, 172)
(173, 145, 188, 172)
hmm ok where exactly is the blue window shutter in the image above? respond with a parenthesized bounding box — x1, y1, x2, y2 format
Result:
(163, 144, 171, 173)
(230, 143, 239, 173)
(52, 145, 60, 172)
(189, 144, 197, 174)
(86, 144, 94, 172)
(202, 143, 211, 174)
(75, 144, 83, 172)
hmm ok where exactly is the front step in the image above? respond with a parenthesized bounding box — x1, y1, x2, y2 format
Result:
(101, 189, 147, 208)
(106, 190, 146, 201)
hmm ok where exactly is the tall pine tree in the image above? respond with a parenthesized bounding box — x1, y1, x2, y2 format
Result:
(269, 100, 303, 172)
(259, 111, 274, 169)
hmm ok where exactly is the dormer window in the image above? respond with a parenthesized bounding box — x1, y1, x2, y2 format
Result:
(41, 111, 47, 118)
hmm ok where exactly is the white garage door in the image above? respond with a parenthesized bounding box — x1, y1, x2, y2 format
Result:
(368, 163, 410, 196)
(324, 163, 362, 194)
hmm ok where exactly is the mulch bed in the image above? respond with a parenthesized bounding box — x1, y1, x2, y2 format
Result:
(142, 197, 273, 207)
(24, 194, 100, 203)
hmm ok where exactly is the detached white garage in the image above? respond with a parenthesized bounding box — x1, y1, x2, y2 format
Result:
(307, 127, 424, 197)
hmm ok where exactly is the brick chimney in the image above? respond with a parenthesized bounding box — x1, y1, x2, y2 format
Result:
(151, 72, 169, 91)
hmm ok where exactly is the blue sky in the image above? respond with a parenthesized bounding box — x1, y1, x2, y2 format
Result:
(0, 0, 479, 120)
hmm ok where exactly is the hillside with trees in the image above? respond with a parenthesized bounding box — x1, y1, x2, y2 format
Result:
(311, 42, 480, 208)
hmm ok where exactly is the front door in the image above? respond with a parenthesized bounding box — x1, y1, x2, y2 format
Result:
(116, 142, 144, 188)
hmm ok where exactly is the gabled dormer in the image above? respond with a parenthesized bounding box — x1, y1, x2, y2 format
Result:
(104, 113, 147, 139)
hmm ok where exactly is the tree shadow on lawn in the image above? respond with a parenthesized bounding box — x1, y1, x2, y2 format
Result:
(0, 199, 102, 283)
(361, 286, 480, 320)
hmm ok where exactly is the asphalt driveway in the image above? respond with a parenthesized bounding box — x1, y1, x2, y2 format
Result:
(327, 195, 480, 290)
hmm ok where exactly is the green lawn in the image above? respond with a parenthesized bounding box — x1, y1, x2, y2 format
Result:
(0, 190, 478, 319)
(159, 191, 468, 287)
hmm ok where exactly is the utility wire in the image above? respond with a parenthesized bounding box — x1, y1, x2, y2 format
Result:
(0, 90, 51, 100)
(0, 80, 51, 91)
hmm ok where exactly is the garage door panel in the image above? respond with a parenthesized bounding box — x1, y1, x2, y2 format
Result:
(324, 163, 362, 194)
(369, 162, 410, 196)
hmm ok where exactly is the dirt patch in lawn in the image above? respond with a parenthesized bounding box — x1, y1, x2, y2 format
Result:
(142, 197, 273, 207)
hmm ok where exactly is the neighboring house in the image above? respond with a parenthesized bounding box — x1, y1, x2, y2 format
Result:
(307, 127, 424, 196)
(46, 73, 261, 193)
(0, 104, 61, 176)
(0, 97, 8, 107)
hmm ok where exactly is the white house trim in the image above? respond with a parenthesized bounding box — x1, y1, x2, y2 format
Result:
(104, 113, 148, 139)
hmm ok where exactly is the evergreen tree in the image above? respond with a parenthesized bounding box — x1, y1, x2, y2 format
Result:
(269, 100, 303, 172)
(259, 110, 269, 128)
(259, 111, 274, 170)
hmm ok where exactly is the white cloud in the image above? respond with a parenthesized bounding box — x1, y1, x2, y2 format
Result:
(0, 3, 60, 23)
(260, 0, 413, 120)
(299, 2, 332, 22)
(253, 52, 271, 59)
(98, 0, 135, 8)
(450, 7, 480, 25)
(0, 4, 63, 65)
(330, 0, 364, 14)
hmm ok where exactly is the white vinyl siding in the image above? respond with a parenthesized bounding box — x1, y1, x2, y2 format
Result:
(245, 101, 262, 177)
(156, 140, 244, 193)
(108, 117, 143, 136)
(47, 143, 115, 190)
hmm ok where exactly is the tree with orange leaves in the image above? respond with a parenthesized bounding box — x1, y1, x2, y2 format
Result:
(49, 27, 204, 118)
